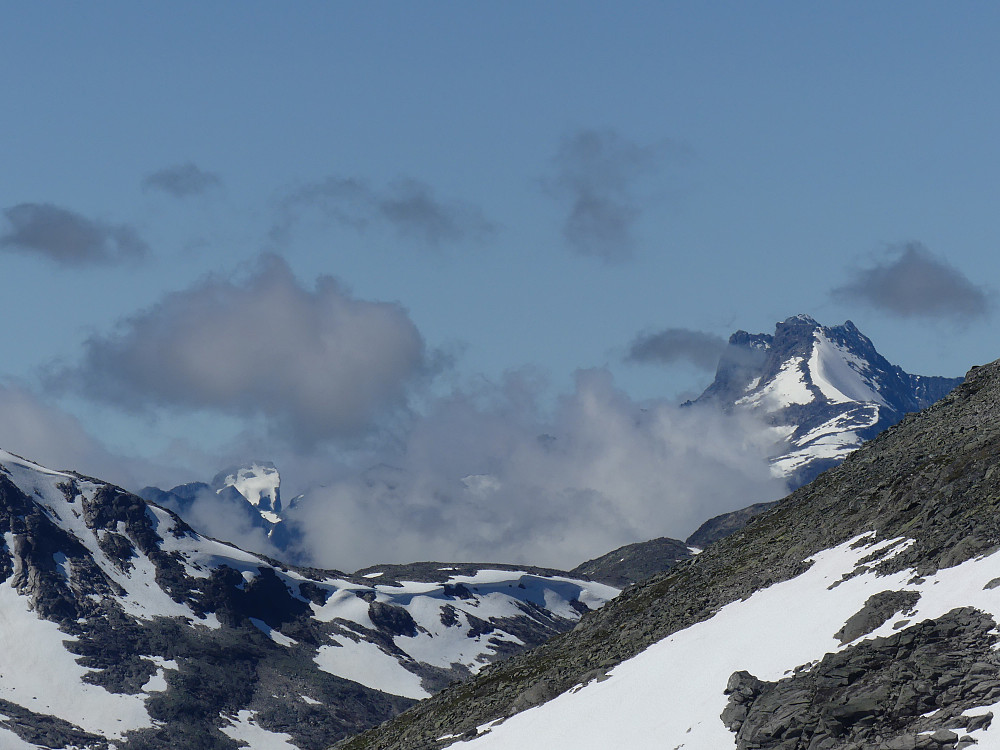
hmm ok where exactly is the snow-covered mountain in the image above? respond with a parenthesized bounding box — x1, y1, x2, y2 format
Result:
(213, 461, 283, 522)
(0, 450, 616, 749)
(342, 358, 1000, 750)
(140, 461, 293, 548)
(696, 314, 961, 487)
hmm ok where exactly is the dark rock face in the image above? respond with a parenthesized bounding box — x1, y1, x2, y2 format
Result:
(569, 536, 694, 587)
(337, 358, 1000, 750)
(726, 608, 998, 749)
(834, 590, 921, 645)
(368, 601, 419, 638)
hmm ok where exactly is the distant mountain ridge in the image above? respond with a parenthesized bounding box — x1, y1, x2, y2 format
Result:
(696, 314, 961, 487)
(0, 449, 616, 748)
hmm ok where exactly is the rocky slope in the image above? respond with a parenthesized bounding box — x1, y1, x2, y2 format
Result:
(0, 451, 616, 749)
(338, 357, 1000, 750)
(568, 536, 696, 588)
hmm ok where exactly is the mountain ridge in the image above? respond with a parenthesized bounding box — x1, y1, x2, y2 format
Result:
(0, 449, 618, 749)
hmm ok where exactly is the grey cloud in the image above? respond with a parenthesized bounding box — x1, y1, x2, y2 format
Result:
(544, 129, 665, 262)
(275, 176, 494, 249)
(0, 203, 147, 265)
(142, 163, 223, 198)
(832, 242, 990, 320)
(626, 328, 728, 370)
(283, 369, 787, 571)
(48, 255, 429, 447)
(153, 485, 283, 560)
(0, 382, 162, 489)
(378, 179, 494, 246)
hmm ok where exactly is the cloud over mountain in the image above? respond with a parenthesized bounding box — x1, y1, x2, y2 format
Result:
(142, 162, 223, 197)
(48, 255, 429, 447)
(832, 242, 990, 321)
(0, 203, 148, 265)
(625, 327, 728, 370)
(286, 369, 785, 571)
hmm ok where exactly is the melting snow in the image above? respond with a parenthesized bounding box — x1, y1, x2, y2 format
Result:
(140, 657, 178, 693)
(0, 723, 40, 750)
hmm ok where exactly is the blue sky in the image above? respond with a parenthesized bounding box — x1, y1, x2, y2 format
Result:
(1, 4, 998, 566)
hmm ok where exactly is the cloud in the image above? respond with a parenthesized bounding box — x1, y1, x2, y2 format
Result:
(831, 242, 990, 320)
(274, 176, 495, 249)
(0, 382, 161, 489)
(142, 163, 223, 198)
(544, 129, 665, 262)
(48, 255, 430, 447)
(625, 328, 728, 370)
(283, 369, 787, 571)
(151, 484, 284, 560)
(0, 203, 147, 265)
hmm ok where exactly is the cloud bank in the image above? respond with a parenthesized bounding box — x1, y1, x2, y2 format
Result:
(544, 129, 664, 262)
(625, 328, 728, 370)
(284, 369, 787, 571)
(49, 255, 429, 447)
(832, 242, 990, 321)
(0, 382, 162, 489)
(142, 163, 223, 198)
(0, 203, 147, 265)
(275, 176, 495, 248)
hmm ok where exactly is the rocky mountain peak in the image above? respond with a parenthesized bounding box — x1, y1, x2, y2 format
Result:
(697, 315, 962, 487)
(212, 461, 282, 515)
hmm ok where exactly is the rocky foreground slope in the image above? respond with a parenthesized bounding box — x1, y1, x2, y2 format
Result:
(339, 357, 1000, 750)
(0, 451, 616, 749)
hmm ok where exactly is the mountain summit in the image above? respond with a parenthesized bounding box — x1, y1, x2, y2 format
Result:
(695, 315, 961, 487)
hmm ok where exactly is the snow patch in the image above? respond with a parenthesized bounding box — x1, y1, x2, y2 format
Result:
(221, 709, 298, 750)
(809, 331, 888, 406)
(314, 637, 429, 699)
(737, 357, 813, 410)
(250, 617, 298, 647)
(0, 581, 151, 737)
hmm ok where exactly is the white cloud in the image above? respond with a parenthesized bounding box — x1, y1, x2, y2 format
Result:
(49, 255, 430, 447)
(285, 369, 787, 571)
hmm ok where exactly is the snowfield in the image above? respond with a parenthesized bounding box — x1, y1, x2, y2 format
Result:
(449, 534, 1000, 749)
